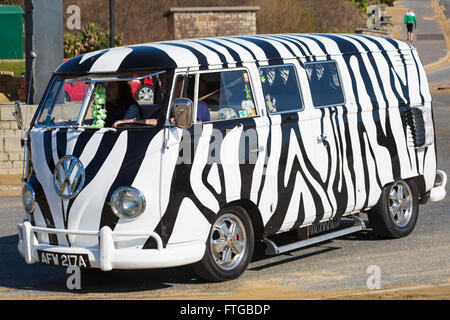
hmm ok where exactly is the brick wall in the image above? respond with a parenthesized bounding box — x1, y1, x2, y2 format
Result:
(164, 6, 260, 40)
(0, 104, 37, 174)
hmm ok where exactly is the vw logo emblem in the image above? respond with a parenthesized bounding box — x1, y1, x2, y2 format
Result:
(53, 155, 85, 199)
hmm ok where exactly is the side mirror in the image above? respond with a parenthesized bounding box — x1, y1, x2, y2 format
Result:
(13, 102, 23, 130)
(172, 98, 193, 129)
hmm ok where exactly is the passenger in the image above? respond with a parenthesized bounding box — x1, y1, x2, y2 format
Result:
(104, 81, 142, 127)
(197, 78, 210, 122)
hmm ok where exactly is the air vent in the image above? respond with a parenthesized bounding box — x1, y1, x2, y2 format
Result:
(405, 106, 434, 148)
(391, 51, 414, 67)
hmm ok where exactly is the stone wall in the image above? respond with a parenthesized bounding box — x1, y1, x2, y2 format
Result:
(164, 6, 260, 40)
(0, 104, 37, 174)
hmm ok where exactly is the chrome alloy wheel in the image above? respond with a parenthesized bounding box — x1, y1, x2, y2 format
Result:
(210, 214, 247, 271)
(389, 180, 414, 228)
(138, 86, 154, 102)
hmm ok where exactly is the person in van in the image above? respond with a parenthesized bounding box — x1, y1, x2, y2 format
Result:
(197, 78, 211, 122)
(115, 74, 211, 126)
(105, 81, 142, 127)
(111, 73, 169, 127)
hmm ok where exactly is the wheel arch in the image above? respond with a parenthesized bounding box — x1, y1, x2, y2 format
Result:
(408, 174, 427, 203)
(221, 199, 264, 243)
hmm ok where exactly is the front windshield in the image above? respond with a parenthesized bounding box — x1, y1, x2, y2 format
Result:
(35, 77, 91, 126)
(35, 71, 168, 128)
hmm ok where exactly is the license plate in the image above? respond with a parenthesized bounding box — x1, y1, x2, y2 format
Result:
(37, 250, 91, 269)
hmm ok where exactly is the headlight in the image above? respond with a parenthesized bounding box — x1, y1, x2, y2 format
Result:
(22, 182, 35, 213)
(110, 187, 146, 220)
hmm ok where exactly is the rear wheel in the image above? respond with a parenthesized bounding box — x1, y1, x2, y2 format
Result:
(193, 206, 254, 282)
(368, 179, 419, 239)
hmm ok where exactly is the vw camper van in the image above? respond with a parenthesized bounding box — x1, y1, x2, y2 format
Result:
(16, 33, 447, 281)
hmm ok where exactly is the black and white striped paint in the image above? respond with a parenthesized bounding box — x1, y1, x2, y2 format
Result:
(29, 34, 435, 253)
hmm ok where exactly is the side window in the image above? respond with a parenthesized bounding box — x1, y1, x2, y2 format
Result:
(305, 61, 345, 108)
(170, 74, 195, 122)
(173, 74, 195, 101)
(198, 69, 257, 122)
(259, 65, 302, 113)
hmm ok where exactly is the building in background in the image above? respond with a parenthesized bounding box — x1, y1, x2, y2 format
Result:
(164, 6, 260, 40)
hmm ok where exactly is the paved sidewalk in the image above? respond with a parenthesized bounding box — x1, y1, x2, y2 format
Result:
(0, 175, 21, 196)
(442, 0, 450, 18)
(392, 0, 450, 89)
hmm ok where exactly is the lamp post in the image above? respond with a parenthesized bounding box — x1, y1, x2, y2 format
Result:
(109, 0, 115, 47)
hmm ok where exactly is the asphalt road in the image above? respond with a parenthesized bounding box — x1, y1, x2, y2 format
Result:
(395, 0, 448, 66)
(0, 92, 449, 299)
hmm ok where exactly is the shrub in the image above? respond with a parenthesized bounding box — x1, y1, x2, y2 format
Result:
(348, 0, 396, 13)
(303, 0, 367, 33)
(256, 0, 319, 34)
(64, 23, 123, 58)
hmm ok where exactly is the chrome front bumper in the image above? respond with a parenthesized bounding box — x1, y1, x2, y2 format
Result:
(17, 220, 205, 271)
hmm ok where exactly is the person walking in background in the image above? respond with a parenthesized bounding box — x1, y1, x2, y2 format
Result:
(404, 9, 417, 43)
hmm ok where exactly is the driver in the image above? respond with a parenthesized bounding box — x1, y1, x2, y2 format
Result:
(111, 74, 168, 127)
(104, 81, 142, 127)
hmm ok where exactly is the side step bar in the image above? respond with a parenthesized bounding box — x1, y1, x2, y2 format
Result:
(264, 216, 366, 255)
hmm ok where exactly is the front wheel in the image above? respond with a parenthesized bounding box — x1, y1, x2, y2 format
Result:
(368, 179, 419, 239)
(193, 206, 254, 282)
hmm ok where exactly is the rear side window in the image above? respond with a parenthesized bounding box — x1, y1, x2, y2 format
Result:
(305, 61, 344, 108)
(259, 65, 303, 113)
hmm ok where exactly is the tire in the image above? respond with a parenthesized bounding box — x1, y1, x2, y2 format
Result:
(368, 179, 419, 239)
(193, 206, 254, 282)
(135, 84, 154, 103)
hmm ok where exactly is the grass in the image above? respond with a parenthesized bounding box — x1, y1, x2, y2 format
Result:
(0, 60, 25, 77)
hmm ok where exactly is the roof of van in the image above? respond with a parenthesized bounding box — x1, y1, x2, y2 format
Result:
(56, 33, 414, 75)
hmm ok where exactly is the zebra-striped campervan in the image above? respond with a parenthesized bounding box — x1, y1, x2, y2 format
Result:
(17, 33, 447, 281)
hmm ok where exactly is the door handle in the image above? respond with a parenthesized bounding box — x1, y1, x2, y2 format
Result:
(250, 146, 265, 153)
(317, 134, 327, 143)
